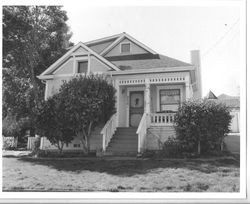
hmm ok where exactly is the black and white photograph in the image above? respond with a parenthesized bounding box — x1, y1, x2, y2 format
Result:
(0, 0, 248, 203)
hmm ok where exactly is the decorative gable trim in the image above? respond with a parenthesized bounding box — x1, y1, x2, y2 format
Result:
(84, 33, 122, 46)
(38, 42, 120, 79)
(100, 32, 157, 56)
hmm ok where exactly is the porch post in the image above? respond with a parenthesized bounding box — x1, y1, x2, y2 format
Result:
(114, 79, 119, 127)
(185, 82, 191, 100)
(145, 78, 150, 114)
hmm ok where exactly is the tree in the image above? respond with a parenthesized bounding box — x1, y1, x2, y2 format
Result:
(174, 99, 232, 154)
(36, 95, 74, 153)
(57, 75, 116, 154)
(2, 6, 73, 137)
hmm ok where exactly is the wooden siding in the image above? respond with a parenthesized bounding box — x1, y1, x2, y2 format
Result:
(105, 38, 149, 57)
(53, 59, 74, 75)
(73, 46, 89, 55)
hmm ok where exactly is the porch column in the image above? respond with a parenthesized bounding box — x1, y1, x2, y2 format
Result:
(185, 82, 191, 99)
(145, 79, 150, 114)
(114, 80, 119, 127)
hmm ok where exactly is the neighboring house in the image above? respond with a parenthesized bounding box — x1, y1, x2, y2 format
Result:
(206, 90, 240, 134)
(217, 94, 240, 134)
(37, 32, 202, 155)
(206, 91, 240, 153)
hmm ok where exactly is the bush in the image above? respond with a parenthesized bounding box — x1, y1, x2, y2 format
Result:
(174, 99, 232, 154)
(2, 114, 21, 138)
(2, 137, 17, 150)
(161, 136, 183, 158)
(54, 74, 116, 154)
(36, 74, 116, 154)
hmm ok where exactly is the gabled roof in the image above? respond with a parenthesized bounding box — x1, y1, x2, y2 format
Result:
(217, 94, 240, 108)
(206, 90, 218, 99)
(84, 33, 122, 54)
(110, 54, 192, 70)
(100, 32, 158, 56)
(38, 32, 196, 80)
(38, 42, 120, 78)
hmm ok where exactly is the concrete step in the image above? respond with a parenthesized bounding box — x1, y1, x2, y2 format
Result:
(105, 127, 138, 156)
(106, 148, 137, 152)
(112, 135, 138, 138)
(114, 131, 137, 135)
(104, 151, 137, 156)
(108, 143, 137, 148)
(110, 139, 137, 143)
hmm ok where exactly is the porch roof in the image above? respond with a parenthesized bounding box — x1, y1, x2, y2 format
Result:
(110, 54, 192, 70)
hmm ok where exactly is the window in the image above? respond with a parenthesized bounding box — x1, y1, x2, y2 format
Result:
(121, 43, 130, 53)
(78, 61, 88, 73)
(160, 89, 180, 112)
(73, 144, 80, 148)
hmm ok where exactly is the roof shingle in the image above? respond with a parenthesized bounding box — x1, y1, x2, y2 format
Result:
(110, 54, 192, 70)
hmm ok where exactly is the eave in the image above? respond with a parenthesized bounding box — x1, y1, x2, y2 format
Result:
(109, 66, 195, 76)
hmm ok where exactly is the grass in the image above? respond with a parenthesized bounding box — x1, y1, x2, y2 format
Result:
(2, 157, 240, 192)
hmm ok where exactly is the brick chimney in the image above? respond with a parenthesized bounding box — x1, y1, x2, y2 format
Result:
(191, 50, 202, 98)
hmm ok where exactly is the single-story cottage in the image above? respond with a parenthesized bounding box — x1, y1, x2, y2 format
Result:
(37, 32, 202, 155)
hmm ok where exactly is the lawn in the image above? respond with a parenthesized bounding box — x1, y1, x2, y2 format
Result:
(2, 156, 240, 192)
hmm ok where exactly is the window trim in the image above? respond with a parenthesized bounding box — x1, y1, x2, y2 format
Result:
(159, 89, 181, 112)
(77, 61, 88, 74)
(156, 85, 184, 112)
(120, 42, 131, 53)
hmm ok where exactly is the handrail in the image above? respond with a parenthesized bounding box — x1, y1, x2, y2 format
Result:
(101, 113, 117, 152)
(150, 112, 176, 126)
(136, 113, 149, 154)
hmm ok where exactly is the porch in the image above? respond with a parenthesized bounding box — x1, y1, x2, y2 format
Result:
(101, 73, 192, 155)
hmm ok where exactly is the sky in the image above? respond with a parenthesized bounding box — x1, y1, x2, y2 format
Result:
(63, 2, 242, 97)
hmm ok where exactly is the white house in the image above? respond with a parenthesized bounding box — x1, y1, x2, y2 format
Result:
(37, 32, 202, 155)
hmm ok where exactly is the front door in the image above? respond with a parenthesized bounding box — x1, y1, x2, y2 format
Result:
(129, 91, 144, 127)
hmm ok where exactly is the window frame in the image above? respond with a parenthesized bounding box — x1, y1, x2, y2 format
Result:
(120, 42, 131, 53)
(156, 85, 184, 112)
(77, 61, 88, 74)
(159, 89, 181, 112)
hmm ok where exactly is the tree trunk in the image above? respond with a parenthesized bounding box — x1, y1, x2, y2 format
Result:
(198, 141, 201, 154)
(56, 141, 64, 154)
(220, 140, 224, 151)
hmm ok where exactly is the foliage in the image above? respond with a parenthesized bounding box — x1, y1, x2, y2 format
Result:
(2, 137, 18, 150)
(55, 74, 116, 154)
(36, 96, 74, 153)
(174, 99, 232, 154)
(2, 112, 22, 138)
(160, 136, 183, 158)
(2, 6, 72, 122)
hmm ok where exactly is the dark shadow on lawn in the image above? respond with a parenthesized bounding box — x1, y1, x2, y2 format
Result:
(17, 157, 240, 177)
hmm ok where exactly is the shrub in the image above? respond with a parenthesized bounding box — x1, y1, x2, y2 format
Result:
(36, 74, 116, 154)
(160, 136, 183, 158)
(55, 74, 116, 154)
(36, 96, 75, 154)
(174, 99, 232, 154)
(2, 113, 21, 138)
(2, 137, 17, 150)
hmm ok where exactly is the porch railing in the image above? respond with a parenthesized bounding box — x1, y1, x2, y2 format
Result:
(101, 113, 117, 152)
(137, 113, 150, 153)
(150, 113, 176, 126)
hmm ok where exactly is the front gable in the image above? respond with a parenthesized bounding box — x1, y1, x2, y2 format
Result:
(100, 33, 157, 57)
(73, 46, 89, 55)
(87, 39, 117, 54)
(38, 42, 120, 79)
(104, 37, 150, 57)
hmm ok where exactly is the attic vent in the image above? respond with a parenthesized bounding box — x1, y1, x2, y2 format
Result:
(121, 43, 130, 53)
